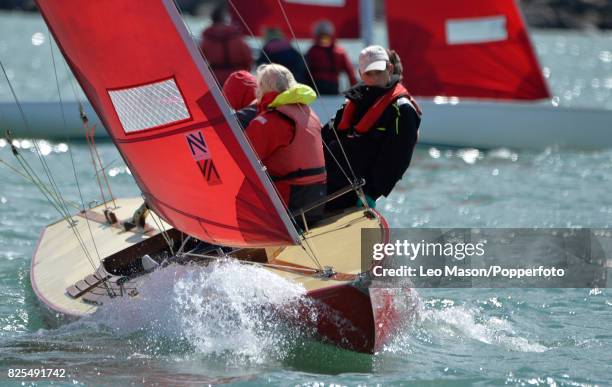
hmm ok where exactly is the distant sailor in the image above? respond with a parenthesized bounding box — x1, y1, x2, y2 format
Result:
(245, 64, 327, 222)
(199, 3, 253, 85)
(256, 28, 307, 84)
(305, 20, 357, 95)
(324, 45, 421, 211)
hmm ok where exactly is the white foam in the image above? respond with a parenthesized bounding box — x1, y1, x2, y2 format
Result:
(385, 301, 548, 354)
(87, 260, 312, 363)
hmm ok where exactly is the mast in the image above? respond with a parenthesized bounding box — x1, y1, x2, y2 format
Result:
(360, 0, 374, 46)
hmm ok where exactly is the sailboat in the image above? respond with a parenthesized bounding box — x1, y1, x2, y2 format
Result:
(5, 0, 611, 150)
(28, 0, 414, 354)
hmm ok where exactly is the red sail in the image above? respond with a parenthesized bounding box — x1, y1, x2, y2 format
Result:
(386, 0, 550, 100)
(36, 0, 299, 247)
(230, 0, 360, 39)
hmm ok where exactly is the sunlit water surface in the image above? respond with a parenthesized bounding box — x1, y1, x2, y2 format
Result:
(1, 10, 611, 387)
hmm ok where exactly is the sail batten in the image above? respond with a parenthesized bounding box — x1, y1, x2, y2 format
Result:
(37, 0, 300, 247)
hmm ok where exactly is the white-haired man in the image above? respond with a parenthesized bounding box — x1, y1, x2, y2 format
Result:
(245, 64, 327, 222)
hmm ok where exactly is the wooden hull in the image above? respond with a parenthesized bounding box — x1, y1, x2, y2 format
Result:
(31, 198, 414, 353)
(307, 283, 407, 353)
(5, 98, 612, 150)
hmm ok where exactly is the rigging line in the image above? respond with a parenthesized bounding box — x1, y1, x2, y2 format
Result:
(89, 132, 116, 208)
(11, 146, 97, 270)
(0, 158, 81, 211)
(48, 31, 93, 219)
(9, 152, 67, 216)
(60, 41, 115, 218)
(7, 147, 99, 270)
(321, 132, 352, 185)
(226, 0, 274, 65)
(48, 32, 102, 269)
(90, 159, 117, 176)
(300, 233, 324, 270)
(4, 134, 73, 220)
(173, 1, 296, 221)
(272, 0, 361, 250)
(85, 127, 108, 211)
(63, 62, 83, 106)
(67, 143, 106, 268)
(0, 60, 75, 218)
(147, 206, 175, 256)
(225, 1, 335, 225)
(273, 0, 360, 184)
(172, 0, 227, 93)
(51, 38, 120, 277)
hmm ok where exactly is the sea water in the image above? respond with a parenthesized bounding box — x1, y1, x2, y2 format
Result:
(1, 11, 611, 387)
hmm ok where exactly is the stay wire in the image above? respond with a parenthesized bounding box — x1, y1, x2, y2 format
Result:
(224, 1, 355, 264)
(0, 158, 77, 210)
(147, 202, 175, 256)
(85, 128, 109, 211)
(0, 59, 79, 220)
(89, 131, 116, 208)
(172, 0, 296, 222)
(231, 0, 357, 187)
(273, 0, 359, 185)
(48, 33, 103, 268)
(51, 32, 115, 272)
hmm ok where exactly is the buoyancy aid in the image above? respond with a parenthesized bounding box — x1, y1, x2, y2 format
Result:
(337, 83, 422, 134)
(265, 103, 326, 185)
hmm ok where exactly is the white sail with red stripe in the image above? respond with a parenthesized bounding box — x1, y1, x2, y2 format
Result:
(36, 0, 300, 247)
(386, 0, 551, 100)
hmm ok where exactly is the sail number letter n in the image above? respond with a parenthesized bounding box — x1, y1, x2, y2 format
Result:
(185, 130, 221, 185)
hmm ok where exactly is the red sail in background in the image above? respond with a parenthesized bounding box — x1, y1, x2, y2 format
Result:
(230, 0, 360, 39)
(36, 0, 299, 247)
(386, 0, 550, 100)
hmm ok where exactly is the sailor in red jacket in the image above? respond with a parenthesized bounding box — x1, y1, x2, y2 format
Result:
(305, 20, 357, 95)
(199, 4, 253, 85)
(245, 64, 327, 222)
(222, 70, 258, 128)
(324, 45, 421, 211)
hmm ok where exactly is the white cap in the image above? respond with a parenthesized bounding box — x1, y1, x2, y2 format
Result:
(359, 45, 389, 73)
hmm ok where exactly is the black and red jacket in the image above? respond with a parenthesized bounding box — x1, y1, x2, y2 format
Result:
(324, 76, 421, 210)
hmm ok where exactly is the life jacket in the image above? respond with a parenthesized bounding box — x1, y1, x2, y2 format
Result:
(265, 103, 326, 186)
(337, 83, 422, 134)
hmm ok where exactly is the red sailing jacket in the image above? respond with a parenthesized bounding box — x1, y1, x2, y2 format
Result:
(305, 40, 357, 88)
(200, 23, 253, 85)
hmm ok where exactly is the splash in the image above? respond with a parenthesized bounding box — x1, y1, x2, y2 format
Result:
(385, 298, 548, 354)
(85, 260, 314, 364)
